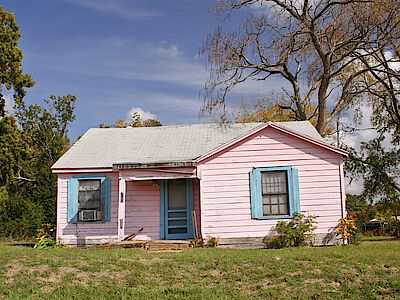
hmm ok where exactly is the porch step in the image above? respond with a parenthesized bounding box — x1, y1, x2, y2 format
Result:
(146, 240, 190, 251)
(101, 240, 191, 251)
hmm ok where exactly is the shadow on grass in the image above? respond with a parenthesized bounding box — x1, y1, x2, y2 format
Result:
(9, 242, 35, 247)
(361, 236, 396, 242)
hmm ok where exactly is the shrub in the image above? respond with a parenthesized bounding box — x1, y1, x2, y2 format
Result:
(206, 236, 220, 248)
(190, 238, 205, 248)
(336, 214, 359, 245)
(34, 238, 57, 249)
(33, 223, 64, 249)
(264, 213, 317, 249)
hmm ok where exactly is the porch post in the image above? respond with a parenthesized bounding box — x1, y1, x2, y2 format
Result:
(197, 166, 205, 239)
(118, 177, 126, 241)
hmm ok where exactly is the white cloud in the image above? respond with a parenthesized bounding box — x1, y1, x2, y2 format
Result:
(36, 37, 209, 88)
(3, 93, 14, 115)
(127, 106, 157, 120)
(60, 0, 163, 20)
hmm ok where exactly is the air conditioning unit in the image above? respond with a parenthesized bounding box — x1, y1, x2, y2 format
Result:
(79, 210, 102, 221)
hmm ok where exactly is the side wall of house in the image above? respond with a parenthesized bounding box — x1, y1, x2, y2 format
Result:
(198, 126, 345, 246)
(56, 171, 119, 246)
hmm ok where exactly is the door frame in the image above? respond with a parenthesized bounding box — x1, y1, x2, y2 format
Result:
(160, 179, 194, 240)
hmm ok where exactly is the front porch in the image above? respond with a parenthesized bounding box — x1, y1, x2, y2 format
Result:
(117, 167, 201, 242)
(99, 240, 192, 251)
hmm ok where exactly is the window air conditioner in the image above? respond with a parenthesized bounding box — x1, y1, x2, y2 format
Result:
(79, 210, 102, 221)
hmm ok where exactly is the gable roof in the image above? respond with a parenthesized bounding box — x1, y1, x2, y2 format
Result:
(51, 121, 346, 170)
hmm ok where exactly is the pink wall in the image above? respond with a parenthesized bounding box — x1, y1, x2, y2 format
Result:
(57, 169, 201, 244)
(56, 172, 119, 245)
(125, 180, 160, 240)
(198, 126, 344, 239)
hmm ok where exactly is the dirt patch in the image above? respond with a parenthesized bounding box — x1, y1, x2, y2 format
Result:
(138, 257, 170, 265)
(79, 260, 90, 267)
(304, 278, 325, 284)
(27, 264, 50, 275)
(59, 266, 78, 273)
(41, 285, 56, 293)
(287, 271, 303, 277)
(4, 262, 24, 279)
(73, 271, 93, 287)
(210, 269, 223, 277)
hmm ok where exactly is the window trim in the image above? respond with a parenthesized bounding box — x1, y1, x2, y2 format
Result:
(250, 166, 300, 220)
(67, 174, 111, 223)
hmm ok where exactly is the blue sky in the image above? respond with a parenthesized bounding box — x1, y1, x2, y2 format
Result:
(2, 0, 272, 140)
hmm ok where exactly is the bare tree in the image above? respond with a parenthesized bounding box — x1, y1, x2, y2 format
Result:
(201, 0, 397, 135)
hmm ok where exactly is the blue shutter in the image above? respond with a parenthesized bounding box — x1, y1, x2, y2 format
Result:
(160, 180, 166, 239)
(101, 177, 111, 222)
(67, 178, 79, 222)
(250, 169, 262, 219)
(288, 167, 300, 215)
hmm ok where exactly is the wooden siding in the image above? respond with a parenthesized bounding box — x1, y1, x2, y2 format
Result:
(57, 169, 201, 244)
(198, 126, 344, 240)
(56, 172, 119, 245)
(125, 180, 160, 240)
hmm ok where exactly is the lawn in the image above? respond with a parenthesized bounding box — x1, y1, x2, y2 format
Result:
(1, 239, 399, 299)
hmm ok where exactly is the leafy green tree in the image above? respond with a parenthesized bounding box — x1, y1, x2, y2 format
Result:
(100, 112, 162, 128)
(0, 116, 31, 186)
(0, 95, 76, 237)
(0, 6, 34, 117)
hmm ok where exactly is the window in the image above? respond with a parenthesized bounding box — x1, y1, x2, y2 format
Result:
(67, 175, 111, 223)
(250, 167, 300, 219)
(78, 179, 102, 221)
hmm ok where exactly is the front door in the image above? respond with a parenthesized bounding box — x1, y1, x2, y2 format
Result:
(161, 179, 194, 240)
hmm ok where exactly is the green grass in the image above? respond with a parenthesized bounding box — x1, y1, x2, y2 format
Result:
(1, 240, 400, 299)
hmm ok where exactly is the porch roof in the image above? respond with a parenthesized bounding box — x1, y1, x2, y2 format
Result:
(51, 121, 329, 170)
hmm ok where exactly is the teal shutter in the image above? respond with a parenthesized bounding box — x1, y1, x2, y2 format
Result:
(289, 167, 300, 215)
(160, 180, 166, 239)
(186, 179, 194, 237)
(250, 167, 300, 219)
(250, 169, 262, 219)
(101, 177, 111, 222)
(67, 178, 79, 222)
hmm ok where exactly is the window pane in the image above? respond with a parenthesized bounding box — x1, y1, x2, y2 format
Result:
(168, 219, 187, 226)
(168, 179, 187, 210)
(78, 179, 102, 210)
(261, 171, 287, 194)
(168, 227, 187, 234)
(263, 204, 271, 216)
(271, 205, 279, 215)
(279, 204, 289, 215)
(168, 211, 187, 218)
(261, 171, 290, 216)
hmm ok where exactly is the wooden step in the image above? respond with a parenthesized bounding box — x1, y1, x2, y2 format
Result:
(146, 240, 190, 251)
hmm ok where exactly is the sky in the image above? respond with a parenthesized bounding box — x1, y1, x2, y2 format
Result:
(2, 0, 273, 140)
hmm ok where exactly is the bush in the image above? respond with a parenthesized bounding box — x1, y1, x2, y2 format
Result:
(206, 236, 220, 247)
(264, 213, 317, 249)
(336, 214, 359, 245)
(34, 238, 57, 249)
(33, 224, 64, 249)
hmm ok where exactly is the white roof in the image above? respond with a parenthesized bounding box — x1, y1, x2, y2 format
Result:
(52, 121, 330, 169)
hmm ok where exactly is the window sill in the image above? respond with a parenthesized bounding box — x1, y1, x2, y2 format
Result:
(254, 215, 294, 220)
(69, 220, 110, 224)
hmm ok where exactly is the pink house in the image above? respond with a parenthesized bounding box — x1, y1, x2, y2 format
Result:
(52, 121, 348, 247)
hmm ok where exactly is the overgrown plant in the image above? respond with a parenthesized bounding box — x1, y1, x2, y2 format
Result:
(206, 236, 220, 248)
(33, 223, 63, 249)
(264, 213, 317, 249)
(336, 214, 359, 245)
(190, 238, 205, 248)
